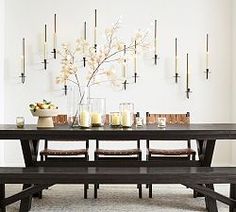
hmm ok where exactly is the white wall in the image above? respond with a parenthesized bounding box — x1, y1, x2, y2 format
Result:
(3, 0, 233, 166)
(0, 0, 5, 166)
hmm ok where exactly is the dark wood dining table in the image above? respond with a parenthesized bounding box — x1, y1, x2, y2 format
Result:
(0, 123, 235, 168)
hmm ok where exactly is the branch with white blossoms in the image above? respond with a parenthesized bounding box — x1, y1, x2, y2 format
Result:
(56, 20, 150, 92)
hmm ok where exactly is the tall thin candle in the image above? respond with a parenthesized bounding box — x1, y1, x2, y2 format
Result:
(206, 33, 209, 79)
(134, 40, 137, 74)
(84, 21, 87, 41)
(186, 54, 189, 92)
(175, 38, 178, 74)
(44, 24, 48, 60)
(52, 14, 57, 59)
(22, 38, 26, 75)
(123, 45, 127, 79)
(154, 19, 158, 65)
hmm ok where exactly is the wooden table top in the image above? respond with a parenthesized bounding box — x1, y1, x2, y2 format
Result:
(0, 123, 236, 140)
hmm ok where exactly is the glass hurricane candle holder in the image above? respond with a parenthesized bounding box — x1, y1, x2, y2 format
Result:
(119, 102, 134, 128)
(79, 103, 91, 128)
(110, 112, 121, 127)
(90, 98, 106, 127)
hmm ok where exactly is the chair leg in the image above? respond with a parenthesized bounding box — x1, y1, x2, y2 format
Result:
(84, 184, 88, 199)
(149, 184, 152, 198)
(138, 184, 142, 199)
(0, 184, 6, 212)
(94, 184, 98, 199)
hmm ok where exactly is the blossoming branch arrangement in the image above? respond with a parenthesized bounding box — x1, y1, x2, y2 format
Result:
(56, 21, 150, 98)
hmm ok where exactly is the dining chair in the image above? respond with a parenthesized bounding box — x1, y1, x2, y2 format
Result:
(39, 114, 89, 199)
(93, 114, 142, 199)
(146, 112, 196, 198)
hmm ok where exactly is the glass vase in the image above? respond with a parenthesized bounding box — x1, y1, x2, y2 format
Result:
(67, 85, 90, 127)
(90, 98, 106, 127)
(119, 102, 134, 128)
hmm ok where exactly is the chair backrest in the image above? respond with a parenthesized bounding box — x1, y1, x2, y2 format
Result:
(146, 112, 191, 149)
(53, 114, 68, 125)
(146, 112, 190, 125)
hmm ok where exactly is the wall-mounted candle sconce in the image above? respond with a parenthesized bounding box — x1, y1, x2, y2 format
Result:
(133, 40, 139, 83)
(205, 33, 210, 79)
(83, 21, 87, 67)
(186, 53, 191, 99)
(20, 38, 26, 84)
(94, 9, 97, 53)
(51, 14, 57, 59)
(174, 38, 180, 83)
(42, 24, 48, 70)
(154, 19, 159, 66)
(123, 45, 128, 90)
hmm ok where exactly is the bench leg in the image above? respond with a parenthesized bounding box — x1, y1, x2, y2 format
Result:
(205, 184, 218, 212)
(0, 184, 5, 212)
(230, 184, 236, 212)
(20, 184, 32, 212)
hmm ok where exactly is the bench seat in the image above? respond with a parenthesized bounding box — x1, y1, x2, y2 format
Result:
(0, 166, 236, 212)
(0, 167, 236, 184)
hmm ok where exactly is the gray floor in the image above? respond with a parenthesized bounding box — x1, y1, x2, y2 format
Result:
(6, 184, 229, 212)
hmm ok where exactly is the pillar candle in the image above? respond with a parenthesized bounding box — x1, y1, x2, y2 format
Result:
(91, 112, 102, 125)
(80, 111, 90, 128)
(122, 110, 131, 127)
(111, 113, 120, 126)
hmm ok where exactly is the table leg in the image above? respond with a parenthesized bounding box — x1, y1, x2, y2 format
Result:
(0, 184, 5, 212)
(204, 184, 218, 212)
(230, 184, 236, 212)
(20, 139, 40, 209)
(195, 140, 216, 201)
(19, 184, 32, 212)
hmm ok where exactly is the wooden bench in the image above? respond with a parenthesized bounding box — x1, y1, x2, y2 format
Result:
(0, 167, 236, 212)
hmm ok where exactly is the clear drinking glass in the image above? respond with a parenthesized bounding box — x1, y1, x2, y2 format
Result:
(90, 98, 106, 127)
(110, 112, 121, 127)
(79, 103, 91, 128)
(119, 103, 134, 128)
(16, 117, 25, 128)
(157, 117, 166, 128)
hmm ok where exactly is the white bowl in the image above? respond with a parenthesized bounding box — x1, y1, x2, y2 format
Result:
(31, 109, 58, 128)
(31, 109, 58, 117)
